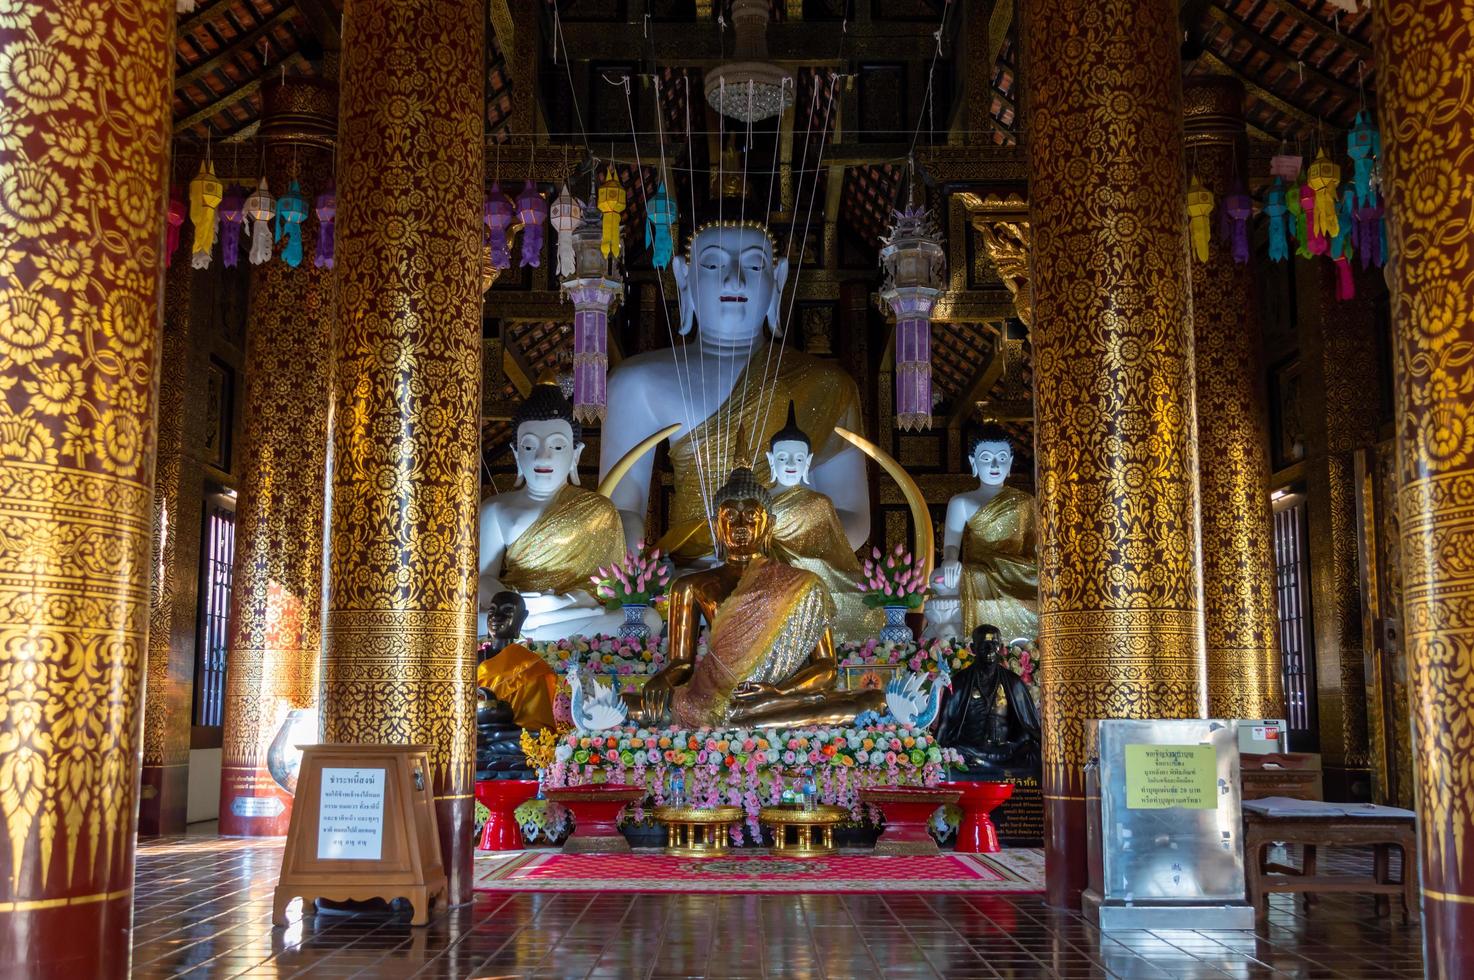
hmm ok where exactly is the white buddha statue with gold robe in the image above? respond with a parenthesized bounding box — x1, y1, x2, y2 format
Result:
(597, 196, 869, 562)
(764, 401, 881, 643)
(928, 425, 1039, 642)
(478, 381, 644, 641)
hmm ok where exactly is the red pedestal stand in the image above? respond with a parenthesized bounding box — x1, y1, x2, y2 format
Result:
(941, 780, 1014, 853)
(545, 784, 645, 854)
(474, 779, 540, 851)
(860, 786, 961, 855)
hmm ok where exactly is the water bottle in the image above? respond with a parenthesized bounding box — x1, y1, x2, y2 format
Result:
(802, 768, 816, 811)
(671, 772, 685, 808)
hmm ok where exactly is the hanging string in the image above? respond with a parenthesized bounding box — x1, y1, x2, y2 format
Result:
(682, 73, 717, 518)
(909, 0, 952, 156)
(551, 1, 591, 155)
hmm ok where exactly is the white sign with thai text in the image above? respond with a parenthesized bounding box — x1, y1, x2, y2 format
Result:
(317, 767, 386, 860)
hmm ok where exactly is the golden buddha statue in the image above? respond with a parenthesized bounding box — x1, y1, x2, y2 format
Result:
(627, 467, 884, 729)
(765, 402, 881, 642)
(931, 424, 1039, 641)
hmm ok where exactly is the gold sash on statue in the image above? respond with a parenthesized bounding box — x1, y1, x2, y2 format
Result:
(500, 484, 627, 596)
(664, 345, 862, 559)
(671, 558, 834, 729)
(958, 486, 1039, 640)
(770, 486, 882, 642)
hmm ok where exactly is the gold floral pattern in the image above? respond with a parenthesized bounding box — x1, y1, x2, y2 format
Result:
(0, 0, 169, 919)
(1183, 79, 1283, 720)
(1022, 0, 1205, 898)
(1378, 0, 1474, 945)
(322, 0, 482, 903)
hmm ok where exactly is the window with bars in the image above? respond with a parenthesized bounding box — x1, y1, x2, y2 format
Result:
(1272, 494, 1317, 742)
(193, 493, 237, 729)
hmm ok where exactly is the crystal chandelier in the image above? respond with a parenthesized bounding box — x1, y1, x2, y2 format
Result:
(705, 0, 793, 124)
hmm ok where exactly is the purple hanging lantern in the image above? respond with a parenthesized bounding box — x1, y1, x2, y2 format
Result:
(560, 206, 623, 424)
(314, 184, 336, 269)
(218, 185, 245, 268)
(1221, 189, 1253, 265)
(1354, 197, 1385, 270)
(878, 205, 945, 432)
(516, 180, 547, 268)
(166, 185, 186, 267)
(484, 181, 517, 270)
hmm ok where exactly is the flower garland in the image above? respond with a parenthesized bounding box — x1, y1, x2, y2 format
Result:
(545, 724, 962, 842)
(837, 637, 1041, 705)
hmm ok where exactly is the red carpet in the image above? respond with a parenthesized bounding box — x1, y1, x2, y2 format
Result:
(475, 849, 1045, 894)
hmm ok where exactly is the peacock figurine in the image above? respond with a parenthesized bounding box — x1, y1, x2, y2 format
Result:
(856, 659, 953, 729)
(567, 660, 629, 731)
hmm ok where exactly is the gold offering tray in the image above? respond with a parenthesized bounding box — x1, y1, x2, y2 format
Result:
(758, 803, 848, 857)
(651, 805, 745, 857)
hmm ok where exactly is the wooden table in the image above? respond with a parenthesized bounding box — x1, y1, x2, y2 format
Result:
(545, 784, 645, 854)
(859, 786, 960, 856)
(1242, 808, 1418, 924)
(759, 804, 847, 857)
(651, 805, 743, 857)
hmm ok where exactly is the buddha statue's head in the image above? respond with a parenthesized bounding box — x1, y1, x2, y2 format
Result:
(510, 381, 583, 497)
(712, 466, 774, 560)
(967, 423, 1014, 488)
(673, 201, 788, 347)
(766, 401, 812, 488)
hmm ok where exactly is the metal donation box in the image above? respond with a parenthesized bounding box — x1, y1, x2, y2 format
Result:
(1083, 718, 1253, 930)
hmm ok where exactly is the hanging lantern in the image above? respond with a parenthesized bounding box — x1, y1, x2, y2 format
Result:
(1355, 195, 1386, 270)
(244, 176, 275, 266)
(550, 183, 583, 279)
(645, 180, 678, 270)
(1307, 149, 1341, 241)
(1347, 111, 1381, 207)
(313, 184, 336, 269)
(1270, 153, 1302, 182)
(275, 179, 308, 268)
(562, 206, 623, 424)
(218, 185, 246, 268)
(1264, 179, 1290, 263)
(1221, 187, 1253, 265)
(1186, 177, 1214, 263)
(516, 180, 548, 268)
(878, 205, 945, 432)
(483, 181, 517, 270)
(597, 164, 626, 263)
(166, 185, 185, 267)
(188, 160, 223, 269)
(1289, 183, 1324, 258)
(1330, 183, 1355, 262)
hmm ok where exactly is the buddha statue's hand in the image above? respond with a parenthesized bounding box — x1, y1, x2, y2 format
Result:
(937, 559, 962, 592)
(640, 673, 674, 723)
(733, 681, 779, 702)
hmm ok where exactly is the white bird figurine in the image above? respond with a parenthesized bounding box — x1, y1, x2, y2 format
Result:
(883, 658, 953, 729)
(567, 660, 629, 731)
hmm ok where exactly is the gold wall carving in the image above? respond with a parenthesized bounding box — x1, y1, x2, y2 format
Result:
(1183, 78, 1283, 720)
(0, 0, 171, 963)
(1377, 0, 1474, 955)
(324, 0, 483, 906)
(218, 87, 336, 837)
(1022, 0, 1206, 904)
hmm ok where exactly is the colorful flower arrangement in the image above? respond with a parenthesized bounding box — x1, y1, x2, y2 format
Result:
(858, 543, 929, 609)
(837, 637, 1041, 705)
(521, 634, 669, 676)
(591, 541, 672, 610)
(545, 724, 963, 841)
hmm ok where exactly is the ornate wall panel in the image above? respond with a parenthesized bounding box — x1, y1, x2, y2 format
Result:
(322, 0, 484, 905)
(218, 80, 336, 838)
(1183, 78, 1283, 720)
(0, 0, 171, 972)
(1377, 0, 1474, 966)
(1022, 0, 1207, 906)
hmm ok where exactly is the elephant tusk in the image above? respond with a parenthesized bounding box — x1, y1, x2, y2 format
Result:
(597, 423, 682, 500)
(833, 425, 935, 585)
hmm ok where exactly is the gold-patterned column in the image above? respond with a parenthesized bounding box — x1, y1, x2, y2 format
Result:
(1021, 0, 1207, 907)
(218, 78, 336, 838)
(0, 0, 171, 973)
(1183, 78, 1283, 720)
(321, 0, 483, 905)
(1377, 1, 1474, 967)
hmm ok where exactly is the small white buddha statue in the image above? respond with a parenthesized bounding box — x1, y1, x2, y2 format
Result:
(925, 424, 1039, 642)
(478, 381, 656, 641)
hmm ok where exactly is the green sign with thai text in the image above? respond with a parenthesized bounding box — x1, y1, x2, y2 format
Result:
(1124, 743, 1217, 810)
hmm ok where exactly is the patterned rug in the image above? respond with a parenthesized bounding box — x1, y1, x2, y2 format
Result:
(474, 848, 1045, 894)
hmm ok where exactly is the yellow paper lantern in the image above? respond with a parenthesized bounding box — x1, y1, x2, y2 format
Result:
(597, 165, 626, 261)
(1307, 149, 1341, 241)
(1186, 177, 1214, 264)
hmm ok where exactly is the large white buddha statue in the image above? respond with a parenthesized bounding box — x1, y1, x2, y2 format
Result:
(927, 424, 1039, 642)
(478, 381, 651, 641)
(598, 202, 869, 561)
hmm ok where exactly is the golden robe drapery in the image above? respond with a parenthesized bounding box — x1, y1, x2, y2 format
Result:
(771, 486, 881, 642)
(499, 484, 627, 596)
(958, 486, 1039, 640)
(476, 643, 557, 731)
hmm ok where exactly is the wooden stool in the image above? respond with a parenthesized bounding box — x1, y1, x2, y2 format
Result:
(1242, 806, 1418, 924)
(545, 784, 645, 854)
(859, 786, 961, 856)
(473, 779, 539, 851)
(940, 781, 1013, 853)
(759, 804, 846, 857)
(652, 805, 743, 857)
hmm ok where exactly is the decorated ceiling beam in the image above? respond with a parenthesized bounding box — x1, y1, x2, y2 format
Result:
(1263, 0, 1372, 61)
(293, 0, 341, 51)
(174, 8, 299, 94)
(501, 337, 535, 398)
(555, 19, 944, 64)
(1203, 6, 1360, 105)
(947, 325, 1008, 430)
(174, 53, 307, 135)
(1198, 51, 1327, 139)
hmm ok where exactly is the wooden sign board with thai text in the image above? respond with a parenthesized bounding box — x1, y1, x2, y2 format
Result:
(273, 745, 445, 926)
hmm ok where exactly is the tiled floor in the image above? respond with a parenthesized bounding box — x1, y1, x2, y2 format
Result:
(130, 830, 1423, 979)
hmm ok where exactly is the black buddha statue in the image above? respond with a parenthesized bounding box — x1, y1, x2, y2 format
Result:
(935, 623, 1042, 773)
(476, 590, 534, 777)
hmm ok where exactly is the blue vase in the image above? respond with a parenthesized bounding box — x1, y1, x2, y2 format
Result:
(878, 605, 913, 644)
(619, 603, 650, 643)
